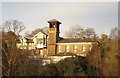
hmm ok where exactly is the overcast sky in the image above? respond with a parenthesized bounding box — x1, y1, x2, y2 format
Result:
(1, 2, 118, 37)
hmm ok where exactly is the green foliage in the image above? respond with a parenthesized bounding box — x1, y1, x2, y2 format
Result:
(36, 57, 97, 76)
(116, 55, 120, 63)
(56, 58, 76, 76)
(86, 65, 97, 76)
(99, 34, 110, 61)
(37, 63, 58, 76)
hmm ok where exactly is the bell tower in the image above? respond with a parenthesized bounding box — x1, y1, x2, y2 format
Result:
(47, 19, 61, 55)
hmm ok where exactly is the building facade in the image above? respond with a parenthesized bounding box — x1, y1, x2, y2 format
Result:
(47, 19, 95, 57)
(17, 19, 96, 60)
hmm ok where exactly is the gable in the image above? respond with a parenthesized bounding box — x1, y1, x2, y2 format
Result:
(32, 31, 47, 39)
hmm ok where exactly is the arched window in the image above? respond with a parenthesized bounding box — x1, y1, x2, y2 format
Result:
(53, 24, 56, 27)
(50, 24, 52, 28)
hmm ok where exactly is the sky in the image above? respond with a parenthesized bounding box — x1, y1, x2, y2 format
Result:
(0, 1, 118, 37)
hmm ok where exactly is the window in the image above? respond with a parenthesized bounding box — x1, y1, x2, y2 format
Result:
(66, 45, 70, 52)
(89, 45, 92, 51)
(82, 45, 86, 52)
(43, 37, 46, 45)
(38, 38, 43, 44)
(50, 24, 52, 28)
(40, 50, 43, 55)
(40, 38, 43, 44)
(29, 47, 31, 50)
(74, 46, 77, 52)
(58, 46, 61, 52)
(50, 23, 55, 28)
(53, 24, 55, 27)
(24, 47, 26, 49)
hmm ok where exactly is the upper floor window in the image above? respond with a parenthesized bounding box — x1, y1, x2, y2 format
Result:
(38, 38, 43, 44)
(50, 23, 56, 28)
(50, 24, 52, 28)
(43, 37, 46, 45)
(53, 24, 55, 27)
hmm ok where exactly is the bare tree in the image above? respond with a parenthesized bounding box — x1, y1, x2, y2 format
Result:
(65, 25, 83, 38)
(25, 27, 48, 37)
(109, 27, 118, 40)
(84, 27, 95, 38)
(2, 20, 25, 35)
(1, 31, 20, 76)
(25, 31, 31, 37)
(65, 25, 95, 38)
(1, 31, 30, 76)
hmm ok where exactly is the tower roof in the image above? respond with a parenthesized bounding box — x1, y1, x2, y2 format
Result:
(47, 19, 61, 24)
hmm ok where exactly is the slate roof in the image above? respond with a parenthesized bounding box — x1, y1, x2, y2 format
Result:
(57, 38, 95, 43)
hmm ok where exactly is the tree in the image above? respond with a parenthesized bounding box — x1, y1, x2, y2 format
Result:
(65, 25, 84, 38)
(56, 57, 97, 76)
(99, 34, 110, 62)
(65, 25, 95, 38)
(1, 31, 21, 76)
(84, 27, 95, 38)
(14, 51, 31, 76)
(25, 27, 48, 37)
(56, 58, 76, 76)
(87, 43, 102, 76)
(101, 27, 119, 76)
(102, 38, 118, 76)
(39, 63, 58, 76)
(0, 31, 2, 77)
(2, 20, 25, 35)
(109, 27, 118, 40)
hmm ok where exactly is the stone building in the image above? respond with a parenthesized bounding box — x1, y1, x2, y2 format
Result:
(17, 19, 96, 63)
(47, 19, 95, 57)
